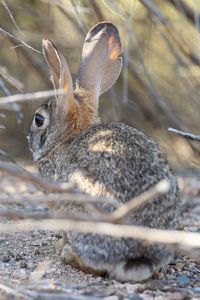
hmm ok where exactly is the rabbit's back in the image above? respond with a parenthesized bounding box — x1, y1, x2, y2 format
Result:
(30, 23, 181, 280)
(39, 122, 179, 229)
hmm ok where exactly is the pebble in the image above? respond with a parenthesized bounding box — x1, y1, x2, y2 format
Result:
(15, 253, 23, 261)
(2, 256, 10, 262)
(176, 275, 190, 286)
(175, 262, 184, 271)
(125, 284, 139, 294)
(194, 287, 200, 294)
(7, 250, 15, 257)
(34, 249, 40, 255)
(167, 267, 176, 274)
(20, 261, 27, 268)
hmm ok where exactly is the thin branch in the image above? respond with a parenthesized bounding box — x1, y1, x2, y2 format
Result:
(0, 193, 118, 207)
(0, 282, 30, 300)
(0, 208, 53, 220)
(0, 73, 22, 121)
(168, 127, 200, 142)
(0, 27, 42, 54)
(2, 0, 25, 37)
(140, 0, 200, 65)
(40, 0, 85, 37)
(12, 45, 51, 88)
(90, 1, 104, 21)
(70, 0, 88, 34)
(0, 162, 74, 193)
(102, 0, 126, 20)
(0, 64, 24, 92)
(0, 89, 64, 105)
(0, 181, 169, 221)
(128, 61, 181, 128)
(0, 219, 200, 257)
(27, 290, 100, 300)
(167, 0, 199, 30)
(0, 21, 51, 88)
(0, 149, 17, 163)
(0, 78, 10, 96)
(0, 180, 169, 223)
(108, 179, 170, 222)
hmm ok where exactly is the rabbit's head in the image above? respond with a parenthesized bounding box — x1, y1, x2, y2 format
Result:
(28, 22, 122, 160)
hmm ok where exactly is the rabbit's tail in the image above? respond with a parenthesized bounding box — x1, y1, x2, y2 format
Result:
(109, 253, 173, 282)
(109, 259, 156, 282)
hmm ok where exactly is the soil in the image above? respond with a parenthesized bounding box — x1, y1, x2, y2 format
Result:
(0, 167, 199, 300)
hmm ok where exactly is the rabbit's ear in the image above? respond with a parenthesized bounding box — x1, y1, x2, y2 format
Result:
(76, 22, 122, 107)
(42, 39, 74, 116)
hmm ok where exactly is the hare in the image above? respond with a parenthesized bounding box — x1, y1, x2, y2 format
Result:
(28, 22, 180, 282)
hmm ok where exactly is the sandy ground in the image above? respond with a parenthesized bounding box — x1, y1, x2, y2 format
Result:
(0, 169, 199, 300)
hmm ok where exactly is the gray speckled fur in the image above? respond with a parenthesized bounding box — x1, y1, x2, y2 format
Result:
(29, 120, 180, 270)
(28, 22, 181, 281)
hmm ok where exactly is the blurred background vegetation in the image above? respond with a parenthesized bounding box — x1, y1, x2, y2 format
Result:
(0, 0, 200, 169)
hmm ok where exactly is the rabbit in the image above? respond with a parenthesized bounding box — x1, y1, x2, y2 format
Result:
(28, 22, 181, 282)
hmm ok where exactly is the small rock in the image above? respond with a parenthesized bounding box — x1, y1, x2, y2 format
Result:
(181, 271, 190, 276)
(55, 233, 63, 239)
(176, 275, 190, 286)
(2, 256, 10, 262)
(194, 287, 200, 294)
(20, 261, 27, 268)
(0, 239, 6, 245)
(167, 267, 175, 274)
(41, 240, 48, 246)
(175, 262, 184, 271)
(7, 250, 15, 257)
(15, 253, 23, 261)
(125, 283, 138, 294)
(31, 240, 40, 246)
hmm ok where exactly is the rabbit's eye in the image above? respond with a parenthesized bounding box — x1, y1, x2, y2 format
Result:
(35, 113, 45, 127)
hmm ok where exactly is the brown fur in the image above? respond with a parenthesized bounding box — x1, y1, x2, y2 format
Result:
(28, 22, 182, 282)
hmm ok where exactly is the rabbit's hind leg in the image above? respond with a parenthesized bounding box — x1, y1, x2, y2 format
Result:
(109, 257, 161, 282)
(60, 242, 108, 276)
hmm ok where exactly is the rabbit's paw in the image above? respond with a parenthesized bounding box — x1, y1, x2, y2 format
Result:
(109, 258, 156, 282)
(61, 243, 75, 264)
(55, 233, 68, 255)
(61, 243, 107, 276)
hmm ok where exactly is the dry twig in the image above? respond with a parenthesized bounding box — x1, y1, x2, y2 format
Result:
(0, 162, 74, 193)
(0, 192, 118, 207)
(140, 0, 200, 65)
(0, 78, 10, 96)
(168, 127, 200, 142)
(0, 65, 24, 92)
(128, 60, 181, 129)
(0, 180, 169, 221)
(0, 27, 42, 54)
(0, 19, 51, 87)
(0, 179, 169, 222)
(0, 89, 64, 105)
(0, 162, 199, 260)
(2, 0, 25, 37)
(0, 282, 30, 300)
(167, 0, 199, 29)
(107, 179, 169, 222)
(0, 219, 199, 258)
